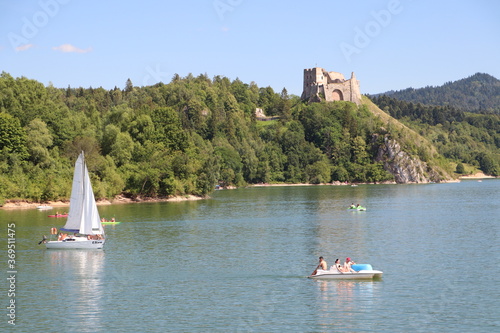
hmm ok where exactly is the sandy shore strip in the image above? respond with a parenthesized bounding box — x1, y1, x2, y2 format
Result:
(459, 172, 496, 179)
(251, 180, 398, 187)
(1, 195, 204, 210)
(1, 174, 495, 210)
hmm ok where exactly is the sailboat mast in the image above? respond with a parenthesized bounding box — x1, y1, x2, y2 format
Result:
(81, 150, 85, 212)
(79, 151, 86, 234)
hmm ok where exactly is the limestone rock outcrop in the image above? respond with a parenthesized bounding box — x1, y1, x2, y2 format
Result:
(374, 135, 443, 183)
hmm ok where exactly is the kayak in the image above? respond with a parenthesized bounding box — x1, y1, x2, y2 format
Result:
(101, 221, 121, 224)
(48, 214, 68, 218)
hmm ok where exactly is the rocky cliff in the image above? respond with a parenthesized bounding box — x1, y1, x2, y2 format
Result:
(374, 135, 445, 183)
(363, 96, 454, 184)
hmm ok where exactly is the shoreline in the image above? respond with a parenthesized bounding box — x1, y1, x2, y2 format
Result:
(249, 179, 463, 187)
(2, 174, 496, 210)
(458, 172, 496, 179)
(250, 180, 398, 187)
(0, 195, 205, 210)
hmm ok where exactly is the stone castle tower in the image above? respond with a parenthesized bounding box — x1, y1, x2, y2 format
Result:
(301, 67, 362, 105)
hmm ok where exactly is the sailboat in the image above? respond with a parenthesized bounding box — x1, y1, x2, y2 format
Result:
(45, 152, 105, 249)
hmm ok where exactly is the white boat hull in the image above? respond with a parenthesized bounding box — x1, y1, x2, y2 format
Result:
(309, 269, 383, 280)
(46, 237, 105, 249)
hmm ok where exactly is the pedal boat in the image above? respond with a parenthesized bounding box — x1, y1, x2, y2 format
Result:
(308, 264, 383, 280)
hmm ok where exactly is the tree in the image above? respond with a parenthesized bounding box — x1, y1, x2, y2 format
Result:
(110, 132, 134, 167)
(351, 136, 370, 165)
(25, 118, 53, 166)
(279, 88, 292, 119)
(195, 155, 219, 196)
(101, 124, 120, 155)
(305, 160, 331, 184)
(64, 136, 101, 169)
(124, 78, 134, 93)
(151, 107, 190, 152)
(0, 112, 28, 159)
(214, 144, 242, 186)
(332, 166, 349, 182)
(258, 86, 281, 116)
(477, 152, 498, 176)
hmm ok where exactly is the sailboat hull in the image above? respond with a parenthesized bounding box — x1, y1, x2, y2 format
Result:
(46, 238, 105, 249)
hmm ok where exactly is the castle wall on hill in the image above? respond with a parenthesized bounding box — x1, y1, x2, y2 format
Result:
(301, 67, 361, 105)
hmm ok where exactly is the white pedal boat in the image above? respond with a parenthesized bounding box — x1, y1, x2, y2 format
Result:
(308, 264, 383, 280)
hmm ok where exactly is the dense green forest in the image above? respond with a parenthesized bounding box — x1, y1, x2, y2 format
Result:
(379, 73, 500, 114)
(370, 95, 500, 175)
(0, 72, 401, 204)
(1, 71, 497, 205)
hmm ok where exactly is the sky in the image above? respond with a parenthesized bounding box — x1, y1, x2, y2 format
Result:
(1, 0, 499, 95)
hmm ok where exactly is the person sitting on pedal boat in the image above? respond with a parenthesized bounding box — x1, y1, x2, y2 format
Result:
(343, 257, 356, 273)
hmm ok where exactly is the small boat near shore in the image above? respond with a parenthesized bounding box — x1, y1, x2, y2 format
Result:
(308, 264, 382, 280)
(37, 205, 53, 210)
(48, 214, 68, 218)
(101, 221, 121, 225)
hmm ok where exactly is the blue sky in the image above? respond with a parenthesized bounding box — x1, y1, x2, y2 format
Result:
(1, 0, 499, 95)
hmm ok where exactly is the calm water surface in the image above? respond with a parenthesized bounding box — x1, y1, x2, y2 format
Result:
(1, 180, 499, 332)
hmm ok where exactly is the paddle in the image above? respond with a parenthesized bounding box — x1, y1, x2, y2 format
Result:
(310, 264, 321, 276)
(37, 235, 47, 245)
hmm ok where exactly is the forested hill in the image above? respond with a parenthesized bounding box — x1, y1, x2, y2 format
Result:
(0, 72, 453, 204)
(378, 73, 500, 114)
(370, 94, 500, 176)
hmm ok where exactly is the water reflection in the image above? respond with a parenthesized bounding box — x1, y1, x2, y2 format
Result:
(45, 250, 105, 331)
(5, 180, 498, 332)
(315, 279, 379, 330)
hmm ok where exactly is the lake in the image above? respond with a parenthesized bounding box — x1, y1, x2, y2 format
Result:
(1, 180, 499, 332)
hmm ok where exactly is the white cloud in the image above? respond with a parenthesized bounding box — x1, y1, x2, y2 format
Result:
(16, 44, 34, 52)
(52, 44, 92, 53)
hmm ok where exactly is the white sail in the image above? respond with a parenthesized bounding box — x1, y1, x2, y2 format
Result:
(62, 152, 103, 235)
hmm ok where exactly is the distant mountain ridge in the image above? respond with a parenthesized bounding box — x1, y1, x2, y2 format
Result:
(377, 73, 500, 114)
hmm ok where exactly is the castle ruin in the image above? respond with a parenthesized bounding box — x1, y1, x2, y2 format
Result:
(301, 67, 362, 105)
